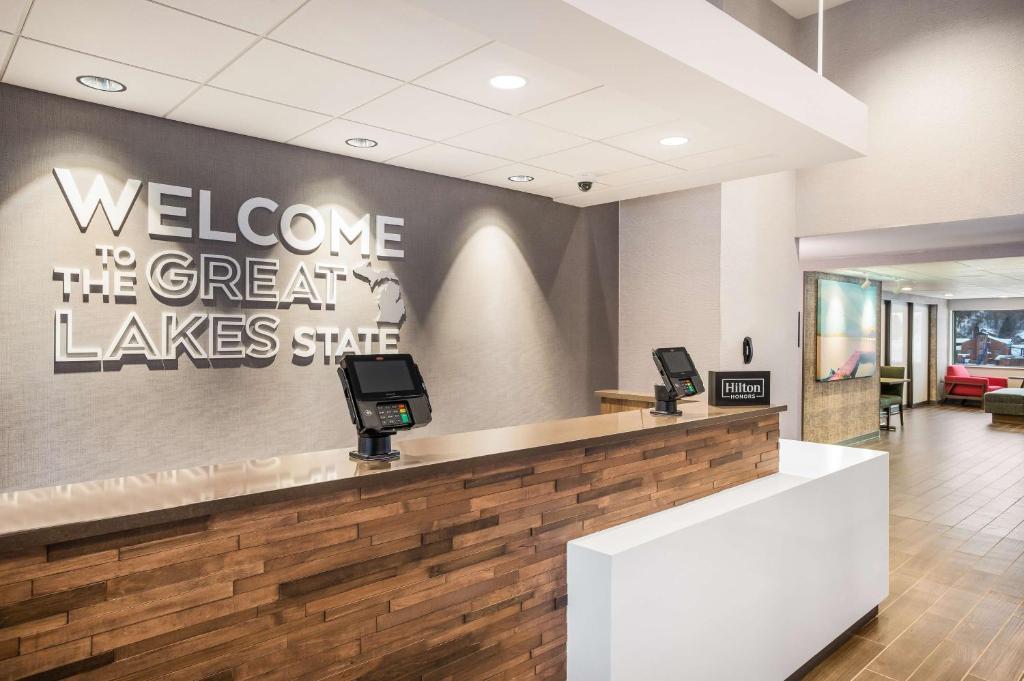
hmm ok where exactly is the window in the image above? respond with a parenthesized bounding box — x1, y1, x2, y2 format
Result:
(952, 309, 1024, 367)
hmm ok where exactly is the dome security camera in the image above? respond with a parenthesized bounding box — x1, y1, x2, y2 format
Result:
(576, 174, 596, 192)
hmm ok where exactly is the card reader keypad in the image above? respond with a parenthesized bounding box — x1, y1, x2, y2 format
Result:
(376, 401, 412, 428)
(676, 378, 698, 396)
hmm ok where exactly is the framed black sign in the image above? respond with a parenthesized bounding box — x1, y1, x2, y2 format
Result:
(708, 371, 771, 406)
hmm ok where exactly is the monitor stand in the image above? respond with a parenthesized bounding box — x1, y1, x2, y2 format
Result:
(650, 384, 682, 416)
(350, 433, 401, 462)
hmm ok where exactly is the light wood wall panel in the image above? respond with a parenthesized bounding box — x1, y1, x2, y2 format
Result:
(801, 272, 881, 444)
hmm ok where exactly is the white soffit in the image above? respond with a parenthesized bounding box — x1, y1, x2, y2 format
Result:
(799, 214, 1024, 271)
(1, 0, 866, 207)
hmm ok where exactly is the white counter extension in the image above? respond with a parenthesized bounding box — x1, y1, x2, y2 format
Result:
(567, 439, 889, 681)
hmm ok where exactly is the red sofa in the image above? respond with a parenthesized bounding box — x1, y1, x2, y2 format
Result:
(944, 365, 1009, 402)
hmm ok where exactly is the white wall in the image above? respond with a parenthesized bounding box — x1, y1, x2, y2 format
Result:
(794, 0, 1024, 236)
(720, 172, 802, 438)
(618, 185, 722, 393)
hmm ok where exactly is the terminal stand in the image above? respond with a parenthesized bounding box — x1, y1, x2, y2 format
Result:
(351, 433, 401, 462)
(651, 384, 682, 416)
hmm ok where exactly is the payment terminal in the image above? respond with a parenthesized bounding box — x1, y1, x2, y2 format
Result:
(651, 346, 705, 415)
(338, 353, 432, 462)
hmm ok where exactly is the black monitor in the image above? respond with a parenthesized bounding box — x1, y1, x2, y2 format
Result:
(338, 354, 432, 462)
(348, 355, 421, 400)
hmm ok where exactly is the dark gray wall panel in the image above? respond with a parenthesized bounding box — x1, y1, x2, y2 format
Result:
(0, 84, 618, 491)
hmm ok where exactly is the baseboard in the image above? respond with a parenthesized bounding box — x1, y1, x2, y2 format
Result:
(837, 432, 880, 447)
(785, 606, 879, 681)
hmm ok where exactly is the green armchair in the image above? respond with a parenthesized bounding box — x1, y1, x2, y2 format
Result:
(880, 365, 906, 430)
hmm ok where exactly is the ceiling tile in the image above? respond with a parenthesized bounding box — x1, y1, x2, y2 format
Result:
(388, 144, 507, 178)
(3, 39, 198, 117)
(839, 257, 1024, 300)
(522, 87, 677, 140)
(604, 118, 724, 161)
(291, 119, 431, 161)
(414, 42, 596, 115)
(596, 163, 686, 186)
(22, 0, 253, 82)
(156, 0, 306, 35)
(530, 143, 650, 177)
(445, 117, 586, 162)
(0, 31, 12, 58)
(212, 40, 400, 116)
(344, 85, 506, 142)
(270, 0, 489, 81)
(0, 0, 29, 32)
(466, 164, 570, 195)
(169, 86, 330, 143)
(966, 257, 1024, 273)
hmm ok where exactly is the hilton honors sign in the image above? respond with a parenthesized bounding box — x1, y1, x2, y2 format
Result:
(708, 370, 771, 406)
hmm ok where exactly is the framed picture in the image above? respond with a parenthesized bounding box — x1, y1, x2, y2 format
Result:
(816, 279, 879, 381)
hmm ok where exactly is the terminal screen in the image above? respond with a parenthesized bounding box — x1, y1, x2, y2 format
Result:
(354, 359, 416, 394)
(662, 349, 695, 375)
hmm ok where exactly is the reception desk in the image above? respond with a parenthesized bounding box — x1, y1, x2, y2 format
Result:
(0, 403, 782, 680)
(595, 388, 665, 414)
(568, 440, 888, 680)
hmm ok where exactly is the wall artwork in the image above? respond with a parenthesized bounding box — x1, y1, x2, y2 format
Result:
(816, 279, 878, 381)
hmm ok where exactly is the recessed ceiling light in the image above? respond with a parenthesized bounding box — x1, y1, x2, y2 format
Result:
(508, 175, 534, 182)
(901, 286, 913, 292)
(659, 136, 689, 146)
(489, 75, 527, 90)
(76, 75, 126, 93)
(345, 137, 378, 148)
(1000, 295, 1010, 299)
(944, 293, 954, 298)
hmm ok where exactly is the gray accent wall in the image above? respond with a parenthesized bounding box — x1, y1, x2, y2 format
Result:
(0, 85, 618, 492)
(711, 0, 799, 57)
(618, 185, 722, 396)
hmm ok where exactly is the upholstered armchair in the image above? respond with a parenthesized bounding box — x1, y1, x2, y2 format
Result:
(944, 365, 1009, 402)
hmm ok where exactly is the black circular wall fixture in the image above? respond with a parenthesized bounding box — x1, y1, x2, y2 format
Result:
(742, 336, 753, 364)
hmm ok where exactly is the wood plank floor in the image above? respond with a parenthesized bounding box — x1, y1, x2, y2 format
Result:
(805, 404, 1024, 681)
